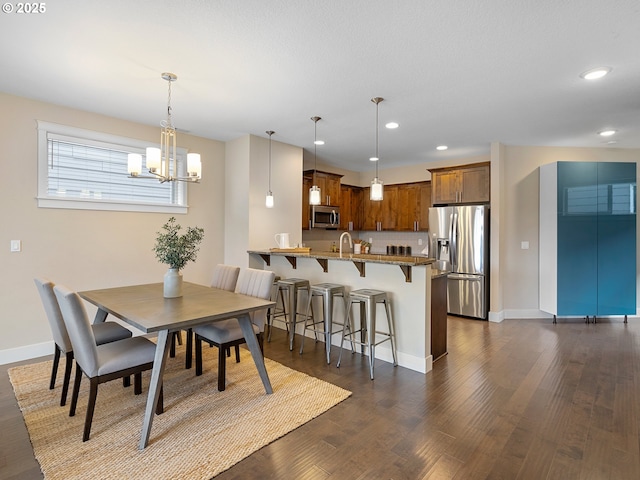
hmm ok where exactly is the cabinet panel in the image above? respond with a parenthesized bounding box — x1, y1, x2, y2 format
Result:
(340, 184, 363, 231)
(430, 163, 490, 205)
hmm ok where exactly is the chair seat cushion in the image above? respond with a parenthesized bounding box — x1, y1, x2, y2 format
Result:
(92, 321, 132, 345)
(96, 337, 157, 376)
(193, 318, 259, 345)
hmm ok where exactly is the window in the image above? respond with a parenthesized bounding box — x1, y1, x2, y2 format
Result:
(37, 121, 188, 213)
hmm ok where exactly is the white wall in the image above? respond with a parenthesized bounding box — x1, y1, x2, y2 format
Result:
(0, 93, 226, 363)
(225, 134, 303, 267)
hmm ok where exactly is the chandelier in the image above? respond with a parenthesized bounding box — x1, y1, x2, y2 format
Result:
(127, 72, 202, 183)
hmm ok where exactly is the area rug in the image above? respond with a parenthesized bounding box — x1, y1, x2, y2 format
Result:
(9, 346, 351, 480)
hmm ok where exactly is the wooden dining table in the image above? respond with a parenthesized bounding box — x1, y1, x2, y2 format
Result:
(78, 281, 275, 449)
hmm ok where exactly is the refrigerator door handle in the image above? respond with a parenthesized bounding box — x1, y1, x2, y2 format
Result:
(449, 212, 458, 269)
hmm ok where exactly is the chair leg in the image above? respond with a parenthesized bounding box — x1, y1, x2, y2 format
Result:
(50, 345, 61, 390)
(185, 328, 193, 369)
(234, 345, 240, 363)
(60, 351, 74, 407)
(156, 385, 164, 415)
(83, 378, 99, 442)
(170, 332, 177, 358)
(195, 335, 203, 376)
(218, 346, 227, 392)
(258, 333, 265, 355)
(69, 365, 83, 417)
(123, 376, 131, 387)
(134, 372, 142, 395)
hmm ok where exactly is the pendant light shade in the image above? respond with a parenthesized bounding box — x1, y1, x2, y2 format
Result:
(370, 97, 384, 201)
(265, 130, 275, 208)
(309, 116, 322, 206)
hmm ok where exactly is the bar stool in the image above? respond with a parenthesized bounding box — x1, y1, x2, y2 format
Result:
(274, 278, 312, 350)
(337, 288, 398, 379)
(300, 283, 348, 364)
(267, 276, 287, 342)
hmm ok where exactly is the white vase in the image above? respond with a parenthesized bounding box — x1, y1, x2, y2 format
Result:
(163, 268, 183, 298)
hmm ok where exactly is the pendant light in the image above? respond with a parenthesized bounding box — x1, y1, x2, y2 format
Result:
(265, 130, 275, 208)
(309, 116, 322, 205)
(370, 97, 384, 201)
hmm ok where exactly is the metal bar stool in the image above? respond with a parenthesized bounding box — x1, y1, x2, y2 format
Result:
(337, 288, 398, 379)
(267, 276, 287, 342)
(300, 283, 348, 364)
(274, 278, 312, 350)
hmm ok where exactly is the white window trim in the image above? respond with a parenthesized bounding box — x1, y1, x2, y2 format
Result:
(36, 121, 189, 214)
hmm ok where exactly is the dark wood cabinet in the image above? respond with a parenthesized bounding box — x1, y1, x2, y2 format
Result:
(340, 184, 363, 231)
(429, 162, 490, 205)
(397, 182, 431, 231)
(361, 185, 397, 231)
(431, 274, 447, 362)
(304, 170, 342, 206)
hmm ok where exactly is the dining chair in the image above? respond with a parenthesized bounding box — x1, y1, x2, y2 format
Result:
(173, 264, 241, 369)
(34, 277, 134, 407)
(194, 267, 275, 391)
(53, 285, 163, 442)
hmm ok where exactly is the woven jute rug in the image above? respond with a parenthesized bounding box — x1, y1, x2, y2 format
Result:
(9, 345, 351, 480)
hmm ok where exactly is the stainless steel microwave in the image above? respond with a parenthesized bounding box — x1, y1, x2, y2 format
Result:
(311, 205, 340, 229)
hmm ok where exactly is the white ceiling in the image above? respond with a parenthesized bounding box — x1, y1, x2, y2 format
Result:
(2, 0, 639, 172)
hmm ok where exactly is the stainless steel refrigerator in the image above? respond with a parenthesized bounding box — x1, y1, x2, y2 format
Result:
(428, 205, 489, 319)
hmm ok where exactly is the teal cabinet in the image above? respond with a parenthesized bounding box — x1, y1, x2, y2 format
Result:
(540, 161, 636, 318)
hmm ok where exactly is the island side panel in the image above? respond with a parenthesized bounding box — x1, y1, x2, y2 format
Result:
(259, 254, 433, 374)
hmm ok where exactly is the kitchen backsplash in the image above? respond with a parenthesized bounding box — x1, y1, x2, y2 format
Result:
(302, 229, 432, 256)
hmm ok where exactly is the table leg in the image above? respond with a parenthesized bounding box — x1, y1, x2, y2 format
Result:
(237, 313, 273, 394)
(139, 329, 171, 450)
(92, 308, 108, 325)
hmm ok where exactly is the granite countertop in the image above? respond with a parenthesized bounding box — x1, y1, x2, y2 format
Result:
(248, 249, 435, 266)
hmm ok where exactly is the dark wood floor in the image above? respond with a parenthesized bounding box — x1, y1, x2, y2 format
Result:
(2, 317, 640, 479)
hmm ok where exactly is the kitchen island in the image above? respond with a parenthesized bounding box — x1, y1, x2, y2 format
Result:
(248, 249, 444, 374)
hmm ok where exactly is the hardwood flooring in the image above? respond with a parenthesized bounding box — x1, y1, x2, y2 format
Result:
(2, 317, 640, 479)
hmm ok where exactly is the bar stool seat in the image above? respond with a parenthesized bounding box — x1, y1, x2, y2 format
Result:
(337, 288, 398, 379)
(300, 283, 347, 364)
(274, 278, 312, 350)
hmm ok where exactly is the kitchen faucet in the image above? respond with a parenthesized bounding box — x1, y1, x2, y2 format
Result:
(339, 231, 353, 257)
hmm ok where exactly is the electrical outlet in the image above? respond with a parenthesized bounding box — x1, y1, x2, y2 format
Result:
(368, 238, 373, 243)
(521, 241, 529, 250)
(418, 238, 423, 246)
(10, 240, 21, 252)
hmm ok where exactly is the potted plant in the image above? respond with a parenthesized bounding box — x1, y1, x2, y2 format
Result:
(154, 217, 204, 298)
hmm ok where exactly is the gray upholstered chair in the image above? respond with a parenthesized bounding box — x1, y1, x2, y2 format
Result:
(175, 264, 241, 369)
(194, 267, 275, 391)
(34, 277, 133, 407)
(53, 285, 163, 442)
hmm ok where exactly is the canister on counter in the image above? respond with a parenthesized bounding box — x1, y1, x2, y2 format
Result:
(405, 246, 412, 255)
(389, 245, 397, 255)
(398, 246, 405, 255)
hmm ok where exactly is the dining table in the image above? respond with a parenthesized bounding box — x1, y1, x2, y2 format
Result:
(78, 281, 275, 449)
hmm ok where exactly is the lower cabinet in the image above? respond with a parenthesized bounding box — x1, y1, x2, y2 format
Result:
(431, 274, 447, 361)
(539, 161, 636, 317)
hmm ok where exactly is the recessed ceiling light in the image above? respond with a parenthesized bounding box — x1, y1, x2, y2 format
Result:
(436, 145, 448, 151)
(580, 67, 612, 80)
(598, 130, 616, 137)
(369, 156, 379, 162)
(385, 122, 399, 129)
(314, 140, 325, 145)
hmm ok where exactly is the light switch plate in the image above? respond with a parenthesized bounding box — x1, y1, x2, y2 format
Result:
(521, 241, 529, 250)
(10, 240, 21, 252)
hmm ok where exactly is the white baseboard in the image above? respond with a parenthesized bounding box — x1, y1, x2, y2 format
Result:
(0, 341, 53, 366)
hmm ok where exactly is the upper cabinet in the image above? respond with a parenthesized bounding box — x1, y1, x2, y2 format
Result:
(303, 170, 342, 206)
(429, 162, 490, 205)
(396, 182, 431, 231)
(340, 184, 363, 231)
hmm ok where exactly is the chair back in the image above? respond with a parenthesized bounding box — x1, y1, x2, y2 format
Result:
(234, 268, 275, 332)
(211, 264, 240, 292)
(53, 285, 100, 377)
(34, 278, 73, 353)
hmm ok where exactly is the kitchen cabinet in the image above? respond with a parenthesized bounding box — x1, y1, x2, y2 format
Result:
(429, 162, 490, 205)
(339, 184, 363, 231)
(361, 185, 398, 231)
(431, 273, 447, 361)
(304, 170, 342, 206)
(397, 182, 431, 231)
(302, 175, 312, 230)
(539, 161, 636, 320)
